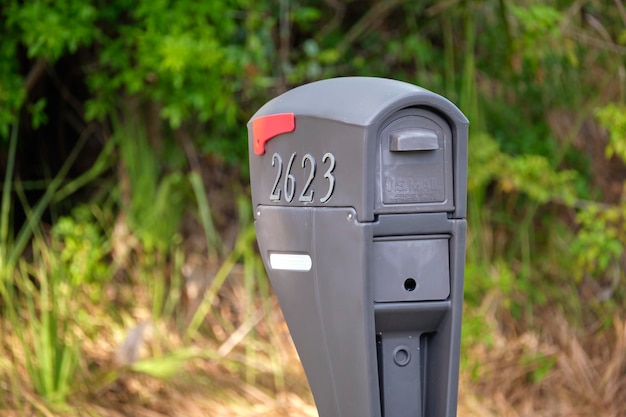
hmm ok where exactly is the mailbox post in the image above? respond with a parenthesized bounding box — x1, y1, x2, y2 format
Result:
(248, 77, 468, 417)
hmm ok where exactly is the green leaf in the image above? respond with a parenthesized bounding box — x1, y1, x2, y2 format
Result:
(130, 348, 199, 379)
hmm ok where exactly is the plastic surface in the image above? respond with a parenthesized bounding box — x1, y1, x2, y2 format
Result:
(252, 113, 295, 155)
(255, 206, 380, 416)
(248, 77, 468, 417)
(372, 237, 450, 302)
(389, 128, 439, 151)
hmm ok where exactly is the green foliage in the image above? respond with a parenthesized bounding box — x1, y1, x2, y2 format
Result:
(447, 1, 617, 326)
(0, 66, 24, 139)
(468, 132, 578, 206)
(464, 259, 516, 308)
(1, 0, 272, 165)
(86, 0, 245, 128)
(115, 118, 187, 252)
(6, 0, 98, 60)
(501, 154, 578, 205)
(510, 4, 565, 65)
(27, 98, 48, 129)
(0, 0, 99, 138)
(520, 351, 557, 383)
(571, 104, 626, 285)
(51, 206, 108, 287)
(596, 104, 626, 162)
(572, 204, 624, 279)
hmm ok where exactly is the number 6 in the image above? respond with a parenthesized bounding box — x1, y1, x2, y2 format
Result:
(284, 152, 297, 202)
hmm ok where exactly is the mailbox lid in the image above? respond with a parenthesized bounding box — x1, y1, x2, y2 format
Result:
(248, 77, 468, 129)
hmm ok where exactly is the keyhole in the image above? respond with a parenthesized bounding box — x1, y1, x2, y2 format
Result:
(404, 278, 417, 291)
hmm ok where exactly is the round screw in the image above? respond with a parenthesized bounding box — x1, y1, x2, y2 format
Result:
(393, 346, 411, 367)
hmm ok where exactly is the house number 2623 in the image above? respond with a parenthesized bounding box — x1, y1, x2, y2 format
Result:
(269, 152, 336, 203)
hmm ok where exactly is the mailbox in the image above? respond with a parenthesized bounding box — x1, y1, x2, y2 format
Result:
(248, 77, 468, 417)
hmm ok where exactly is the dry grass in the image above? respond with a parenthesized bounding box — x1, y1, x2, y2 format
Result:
(462, 311, 626, 417)
(1, 260, 625, 417)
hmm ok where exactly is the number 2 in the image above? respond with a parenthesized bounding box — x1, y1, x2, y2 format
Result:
(298, 153, 316, 202)
(270, 153, 282, 201)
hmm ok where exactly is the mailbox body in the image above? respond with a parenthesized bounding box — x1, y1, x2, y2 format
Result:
(248, 77, 468, 417)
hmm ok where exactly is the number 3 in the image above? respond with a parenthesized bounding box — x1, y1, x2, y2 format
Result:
(320, 152, 336, 203)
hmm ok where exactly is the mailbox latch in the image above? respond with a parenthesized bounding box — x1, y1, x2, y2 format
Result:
(390, 128, 439, 152)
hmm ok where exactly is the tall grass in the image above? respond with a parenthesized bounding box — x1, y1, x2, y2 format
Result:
(0, 121, 18, 296)
(10, 245, 80, 404)
(0, 120, 92, 404)
(0, 115, 286, 411)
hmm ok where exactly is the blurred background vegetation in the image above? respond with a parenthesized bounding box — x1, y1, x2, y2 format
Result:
(1, 0, 625, 416)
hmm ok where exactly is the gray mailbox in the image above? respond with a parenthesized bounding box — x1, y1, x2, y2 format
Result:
(247, 77, 468, 417)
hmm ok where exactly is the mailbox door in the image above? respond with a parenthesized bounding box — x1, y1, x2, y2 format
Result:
(375, 108, 454, 214)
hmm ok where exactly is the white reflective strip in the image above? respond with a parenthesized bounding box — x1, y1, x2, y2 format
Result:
(269, 253, 312, 271)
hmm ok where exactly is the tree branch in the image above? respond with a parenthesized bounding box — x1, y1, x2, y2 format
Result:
(336, 0, 405, 55)
(24, 58, 48, 94)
